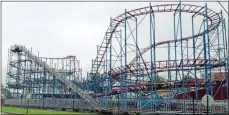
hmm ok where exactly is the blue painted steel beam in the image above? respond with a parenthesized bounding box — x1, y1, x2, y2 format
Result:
(124, 8, 127, 111)
(205, 4, 213, 97)
(191, 15, 199, 103)
(203, 4, 209, 109)
(178, 1, 186, 113)
(149, 2, 154, 111)
(173, 9, 179, 99)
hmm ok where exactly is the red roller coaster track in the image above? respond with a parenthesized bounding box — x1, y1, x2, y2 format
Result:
(90, 4, 225, 98)
(95, 78, 226, 97)
(90, 4, 220, 75)
(109, 59, 225, 78)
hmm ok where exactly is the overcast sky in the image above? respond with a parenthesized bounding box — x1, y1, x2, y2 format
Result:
(2, 2, 228, 85)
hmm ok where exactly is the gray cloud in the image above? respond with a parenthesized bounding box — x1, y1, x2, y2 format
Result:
(2, 2, 228, 85)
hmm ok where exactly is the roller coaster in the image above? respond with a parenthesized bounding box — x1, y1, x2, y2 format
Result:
(5, 2, 228, 114)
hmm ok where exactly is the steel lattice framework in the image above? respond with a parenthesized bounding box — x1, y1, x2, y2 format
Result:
(5, 46, 83, 105)
(4, 2, 228, 114)
(88, 3, 228, 114)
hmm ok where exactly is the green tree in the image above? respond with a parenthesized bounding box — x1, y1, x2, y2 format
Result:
(183, 75, 193, 80)
(1, 84, 5, 98)
(156, 75, 165, 82)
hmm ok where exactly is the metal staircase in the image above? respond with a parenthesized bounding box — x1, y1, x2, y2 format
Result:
(91, 31, 111, 75)
(90, 18, 119, 75)
(11, 45, 103, 111)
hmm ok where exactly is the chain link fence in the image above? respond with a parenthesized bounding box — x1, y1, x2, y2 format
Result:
(3, 98, 228, 114)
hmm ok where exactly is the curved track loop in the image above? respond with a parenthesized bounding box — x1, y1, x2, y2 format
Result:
(90, 4, 220, 75)
(96, 78, 226, 97)
(109, 59, 225, 77)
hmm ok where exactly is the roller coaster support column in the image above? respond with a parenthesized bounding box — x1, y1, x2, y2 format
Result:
(36, 52, 40, 99)
(31, 48, 35, 99)
(149, 3, 157, 111)
(205, 4, 213, 97)
(105, 31, 107, 109)
(16, 50, 21, 98)
(103, 51, 107, 109)
(63, 59, 66, 99)
(71, 57, 75, 109)
(152, 3, 157, 111)
(96, 45, 99, 95)
(168, 42, 171, 111)
(120, 29, 124, 111)
(168, 42, 171, 83)
(217, 27, 225, 105)
(134, 9, 139, 112)
(124, 8, 128, 111)
(52, 75, 55, 108)
(23, 53, 26, 99)
(191, 13, 198, 107)
(149, 2, 153, 111)
(109, 17, 113, 110)
(152, 4, 157, 112)
(29, 52, 32, 96)
(36, 53, 40, 99)
(221, 11, 229, 113)
(42, 68, 46, 108)
(178, 1, 186, 113)
(203, 3, 209, 114)
(52, 59, 56, 108)
(173, 5, 178, 100)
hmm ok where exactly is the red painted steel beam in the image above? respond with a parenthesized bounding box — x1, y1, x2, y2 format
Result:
(109, 59, 225, 77)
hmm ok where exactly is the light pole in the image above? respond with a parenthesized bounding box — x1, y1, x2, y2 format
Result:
(21, 94, 23, 107)
(43, 94, 44, 108)
(27, 98, 29, 113)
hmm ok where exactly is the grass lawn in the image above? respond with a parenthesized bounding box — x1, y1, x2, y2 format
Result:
(2, 106, 98, 114)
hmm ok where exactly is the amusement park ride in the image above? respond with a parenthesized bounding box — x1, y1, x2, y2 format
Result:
(4, 2, 229, 114)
